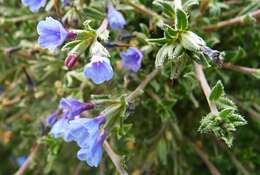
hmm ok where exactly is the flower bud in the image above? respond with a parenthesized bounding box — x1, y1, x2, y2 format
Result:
(180, 31, 206, 51)
(67, 31, 77, 40)
(201, 46, 222, 66)
(64, 53, 78, 68)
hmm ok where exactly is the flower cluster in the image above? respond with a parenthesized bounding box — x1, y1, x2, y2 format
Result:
(33, 2, 143, 85)
(22, 0, 144, 169)
(48, 98, 107, 167)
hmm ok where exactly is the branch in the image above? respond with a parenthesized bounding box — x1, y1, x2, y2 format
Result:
(15, 143, 40, 175)
(190, 142, 222, 175)
(104, 141, 128, 175)
(203, 9, 260, 32)
(230, 97, 260, 121)
(126, 68, 159, 102)
(124, 0, 169, 23)
(194, 63, 218, 115)
(215, 140, 250, 175)
(222, 63, 258, 75)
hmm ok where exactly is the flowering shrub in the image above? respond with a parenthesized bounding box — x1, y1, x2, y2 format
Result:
(1, 0, 260, 174)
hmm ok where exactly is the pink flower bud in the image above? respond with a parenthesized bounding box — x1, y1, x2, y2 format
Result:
(65, 53, 78, 68)
(67, 31, 77, 40)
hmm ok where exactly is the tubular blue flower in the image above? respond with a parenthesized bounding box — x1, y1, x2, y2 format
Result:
(77, 130, 108, 167)
(21, 0, 46, 12)
(47, 110, 59, 126)
(63, 115, 106, 147)
(120, 47, 143, 72)
(37, 17, 69, 51)
(107, 3, 126, 29)
(49, 118, 70, 138)
(59, 98, 96, 120)
(49, 98, 96, 138)
(84, 55, 113, 84)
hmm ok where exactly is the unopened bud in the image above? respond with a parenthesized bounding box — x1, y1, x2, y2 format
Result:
(64, 53, 78, 68)
(201, 46, 222, 66)
(180, 31, 205, 51)
(67, 31, 77, 40)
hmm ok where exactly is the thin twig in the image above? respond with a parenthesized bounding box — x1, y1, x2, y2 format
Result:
(203, 9, 260, 32)
(194, 63, 218, 115)
(230, 97, 260, 121)
(15, 143, 40, 175)
(104, 141, 128, 175)
(72, 163, 83, 175)
(190, 142, 222, 175)
(125, 0, 169, 22)
(126, 69, 159, 102)
(215, 140, 250, 175)
(222, 63, 258, 75)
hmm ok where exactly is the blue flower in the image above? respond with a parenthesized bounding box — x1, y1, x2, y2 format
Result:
(120, 47, 143, 72)
(63, 115, 106, 147)
(37, 17, 69, 51)
(77, 130, 108, 167)
(84, 55, 113, 84)
(21, 0, 46, 12)
(47, 110, 59, 126)
(107, 3, 126, 29)
(16, 156, 27, 167)
(59, 98, 96, 119)
(49, 98, 96, 138)
(62, 0, 71, 6)
(49, 118, 70, 138)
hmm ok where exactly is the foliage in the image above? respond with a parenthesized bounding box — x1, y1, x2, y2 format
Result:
(0, 0, 260, 174)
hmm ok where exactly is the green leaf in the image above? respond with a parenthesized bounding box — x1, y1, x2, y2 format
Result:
(61, 40, 81, 51)
(183, 0, 199, 11)
(153, 0, 175, 17)
(147, 37, 169, 45)
(217, 96, 237, 110)
(163, 24, 178, 39)
(175, 8, 188, 31)
(219, 108, 234, 119)
(155, 44, 175, 67)
(209, 80, 224, 101)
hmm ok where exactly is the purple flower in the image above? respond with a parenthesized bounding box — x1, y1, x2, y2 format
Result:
(37, 17, 69, 51)
(84, 54, 113, 84)
(21, 0, 46, 12)
(120, 47, 143, 72)
(49, 98, 95, 138)
(107, 3, 126, 29)
(77, 130, 108, 167)
(63, 115, 106, 147)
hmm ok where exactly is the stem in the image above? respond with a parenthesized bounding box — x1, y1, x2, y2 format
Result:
(216, 140, 250, 175)
(126, 69, 160, 102)
(104, 141, 128, 175)
(124, 0, 168, 22)
(194, 63, 218, 115)
(15, 143, 40, 175)
(96, 18, 108, 34)
(203, 9, 260, 32)
(189, 142, 222, 175)
(222, 63, 258, 74)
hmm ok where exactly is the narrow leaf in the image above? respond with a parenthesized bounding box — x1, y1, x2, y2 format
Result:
(209, 80, 224, 101)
